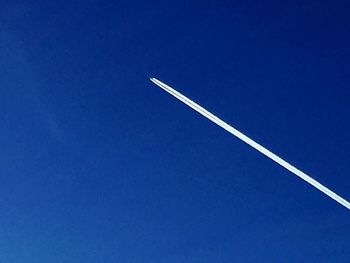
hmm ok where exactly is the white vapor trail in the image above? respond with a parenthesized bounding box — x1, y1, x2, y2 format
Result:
(150, 77, 350, 210)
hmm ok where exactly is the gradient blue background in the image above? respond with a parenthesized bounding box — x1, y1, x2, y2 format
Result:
(1, 1, 349, 262)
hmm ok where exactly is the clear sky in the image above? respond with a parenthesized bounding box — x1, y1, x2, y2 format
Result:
(1, 1, 349, 262)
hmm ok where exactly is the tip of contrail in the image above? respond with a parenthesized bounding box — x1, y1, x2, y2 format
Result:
(150, 77, 168, 92)
(150, 78, 161, 86)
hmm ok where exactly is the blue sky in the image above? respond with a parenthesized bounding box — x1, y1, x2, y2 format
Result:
(1, 1, 349, 262)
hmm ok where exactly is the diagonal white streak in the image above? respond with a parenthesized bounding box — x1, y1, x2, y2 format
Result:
(150, 77, 350, 210)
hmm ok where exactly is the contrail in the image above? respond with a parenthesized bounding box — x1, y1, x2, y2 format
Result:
(150, 77, 350, 210)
